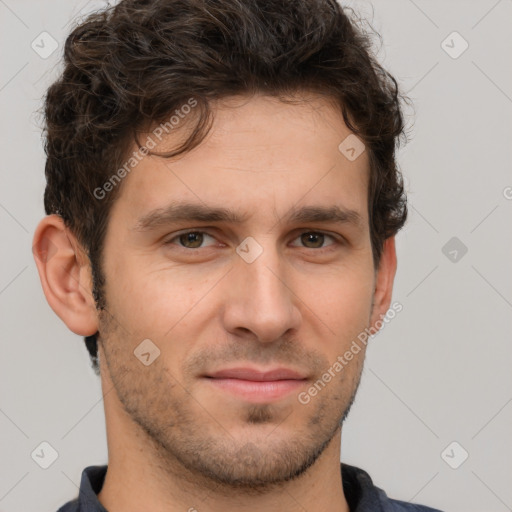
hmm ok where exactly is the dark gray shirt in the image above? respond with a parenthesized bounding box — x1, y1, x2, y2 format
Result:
(56, 463, 444, 511)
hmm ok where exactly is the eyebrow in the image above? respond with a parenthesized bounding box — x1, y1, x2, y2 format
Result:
(132, 201, 364, 232)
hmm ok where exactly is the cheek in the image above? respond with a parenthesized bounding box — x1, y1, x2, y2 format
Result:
(310, 268, 374, 344)
(107, 264, 218, 347)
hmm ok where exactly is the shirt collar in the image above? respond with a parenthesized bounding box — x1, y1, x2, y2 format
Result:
(70, 462, 403, 512)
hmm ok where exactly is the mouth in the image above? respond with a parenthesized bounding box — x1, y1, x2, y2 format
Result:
(202, 367, 309, 403)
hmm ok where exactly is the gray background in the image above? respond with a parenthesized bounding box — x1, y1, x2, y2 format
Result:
(1, 0, 511, 511)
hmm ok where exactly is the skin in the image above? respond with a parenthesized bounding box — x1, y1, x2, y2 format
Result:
(33, 93, 396, 512)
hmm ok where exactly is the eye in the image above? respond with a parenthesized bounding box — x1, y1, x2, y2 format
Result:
(165, 231, 218, 249)
(290, 231, 339, 250)
(163, 230, 340, 251)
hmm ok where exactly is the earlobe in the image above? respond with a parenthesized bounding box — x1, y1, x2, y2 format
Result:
(369, 236, 397, 329)
(32, 215, 99, 336)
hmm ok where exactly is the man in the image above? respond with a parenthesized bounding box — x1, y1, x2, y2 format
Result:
(33, 0, 443, 510)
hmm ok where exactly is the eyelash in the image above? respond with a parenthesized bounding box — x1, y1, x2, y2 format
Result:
(163, 229, 342, 252)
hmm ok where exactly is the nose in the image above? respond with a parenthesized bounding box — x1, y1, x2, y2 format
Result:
(221, 243, 302, 343)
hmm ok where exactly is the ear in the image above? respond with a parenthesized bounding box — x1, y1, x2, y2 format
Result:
(369, 236, 397, 329)
(32, 214, 99, 336)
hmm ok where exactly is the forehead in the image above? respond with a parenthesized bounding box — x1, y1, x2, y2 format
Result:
(113, 94, 370, 226)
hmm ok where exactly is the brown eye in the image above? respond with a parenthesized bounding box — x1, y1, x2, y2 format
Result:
(300, 232, 325, 248)
(291, 231, 338, 250)
(179, 232, 204, 248)
(165, 231, 217, 249)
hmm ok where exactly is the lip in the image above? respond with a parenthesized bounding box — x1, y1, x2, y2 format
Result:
(203, 367, 309, 403)
(206, 367, 307, 381)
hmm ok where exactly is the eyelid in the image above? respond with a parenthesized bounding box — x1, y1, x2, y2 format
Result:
(288, 230, 340, 248)
(163, 228, 344, 250)
(163, 229, 219, 248)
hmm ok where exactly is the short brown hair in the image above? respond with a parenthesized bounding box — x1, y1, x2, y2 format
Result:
(42, 0, 411, 374)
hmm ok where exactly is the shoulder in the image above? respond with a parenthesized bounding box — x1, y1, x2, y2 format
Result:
(382, 498, 444, 512)
(54, 465, 108, 512)
(55, 498, 79, 512)
(341, 463, 445, 512)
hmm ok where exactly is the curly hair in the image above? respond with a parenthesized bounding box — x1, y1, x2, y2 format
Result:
(42, 0, 411, 375)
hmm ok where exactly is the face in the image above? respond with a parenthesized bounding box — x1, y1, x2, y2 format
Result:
(97, 94, 383, 491)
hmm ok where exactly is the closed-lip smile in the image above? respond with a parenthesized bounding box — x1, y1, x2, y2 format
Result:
(203, 366, 309, 402)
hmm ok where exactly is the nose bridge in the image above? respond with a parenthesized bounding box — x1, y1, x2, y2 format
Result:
(224, 236, 301, 341)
